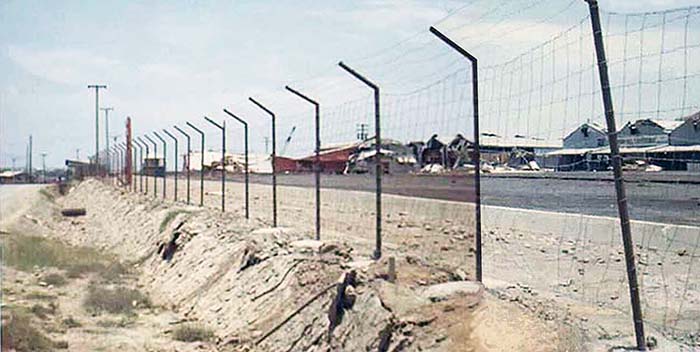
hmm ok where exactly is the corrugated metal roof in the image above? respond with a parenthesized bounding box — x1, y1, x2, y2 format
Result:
(544, 147, 598, 156)
(591, 145, 667, 155)
(0, 170, 25, 178)
(480, 135, 562, 149)
(651, 119, 684, 132)
(651, 145, 700, 153)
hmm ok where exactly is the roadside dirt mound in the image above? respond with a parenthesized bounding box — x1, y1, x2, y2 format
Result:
(10, 179, 579, 351)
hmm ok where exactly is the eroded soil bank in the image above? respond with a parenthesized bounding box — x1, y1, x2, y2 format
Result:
(1, 181, 580, 351)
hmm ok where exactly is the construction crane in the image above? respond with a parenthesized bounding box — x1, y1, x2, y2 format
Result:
(280, 126, 296, 155)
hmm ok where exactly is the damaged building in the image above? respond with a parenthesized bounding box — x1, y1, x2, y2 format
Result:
(546, 113, 700, 172)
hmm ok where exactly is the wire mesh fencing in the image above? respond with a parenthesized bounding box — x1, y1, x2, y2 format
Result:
(98, 0, 700, 348)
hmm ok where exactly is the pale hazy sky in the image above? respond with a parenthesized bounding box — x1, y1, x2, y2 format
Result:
(1, 0, 698, 168)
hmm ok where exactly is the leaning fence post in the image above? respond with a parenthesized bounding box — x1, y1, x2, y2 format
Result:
(586, 0, 646, 349)
(223, 109, 250, 219)
(249, 97, 277, 227)
(338, 61, 382, 260)
(285, 86, 322, 241)
(186, 122, 205, 207)
(429, 26, 483, 282)
(204, 116, 226, 212)
(174, 125, 191, 204)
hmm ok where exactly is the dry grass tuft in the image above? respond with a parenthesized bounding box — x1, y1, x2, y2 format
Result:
(159, 210, 189, 233)
(25, 291, 56, 301)
(38, 188, 56, 202)
(29, 303, 57, 319)
(2, 235, 103, 273)
(96, 316, 136, 328)
(83, 284, 151, 315)
(172, 323, 215, 342)
(42, 273, 67, 286)
(1, 310, 56, 352)
(61, 316, 82, 328)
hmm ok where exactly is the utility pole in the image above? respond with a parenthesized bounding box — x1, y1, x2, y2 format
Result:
(101, 107, 114, 169)
(263, 136, 270, 155)
(28, 135, 33, 181)
(356, 123, 368, 141)
(40, 152, 47, 183)
(88, 84, 107, 175)
(76, 148, 80, 160)
(11, 157, 16, 170)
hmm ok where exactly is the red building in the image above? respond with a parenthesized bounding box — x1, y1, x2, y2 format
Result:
(295, 143, 359, 174)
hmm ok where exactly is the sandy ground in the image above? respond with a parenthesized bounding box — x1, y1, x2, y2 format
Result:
(1, 181, 581, 351)
(128, 175, 698, 350)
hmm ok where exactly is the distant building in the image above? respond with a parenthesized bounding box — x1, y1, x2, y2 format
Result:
(669, 111, 700, 146)
(618, 119, 682, 147)
(563, 122, 608, 149)
(296, 142, 360, 174)
(0, 170, 30, 184)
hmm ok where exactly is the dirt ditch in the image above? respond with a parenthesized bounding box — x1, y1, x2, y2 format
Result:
(1, 180, 581, 351)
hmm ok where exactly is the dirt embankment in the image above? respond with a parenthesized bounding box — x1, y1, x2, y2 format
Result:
(1, 180, 578, 351)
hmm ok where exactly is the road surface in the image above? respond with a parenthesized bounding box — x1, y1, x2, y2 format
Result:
(212, 173, 700, 226)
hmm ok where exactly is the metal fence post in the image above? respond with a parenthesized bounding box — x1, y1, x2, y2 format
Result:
(137, 137, 149, 195)
(223, 109, 250, 219)
(110, 147, 116, 185)
(163, 129, 179, 202)
(285, 86, 321, 241)
(116, 144, 124, 186)
(338, 62, 382, 260)
(144, 135, 158, 197)
(132, 144, 137, 192)
(204, 116, 226, 212)
(174, 125, 191, 205)
(585, 1, 646, 349)
(133, 139, 144, 193)
(249, 98, 277, 227)
(154, 131, 167, 200)
(429, 26, 483, 282)
(186, 122, 205, 207)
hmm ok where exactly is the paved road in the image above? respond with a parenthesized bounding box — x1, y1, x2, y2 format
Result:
(215, 173, 700, 226)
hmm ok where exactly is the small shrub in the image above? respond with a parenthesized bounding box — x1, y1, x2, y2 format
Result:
(25, 291, 56, 301)
(54, 340, 69, 349)
(172, 323, 215, 342)
(30, 304, 56, 319)
(83, 284, 151, 314)
(62, 316, 82, 328)
(42, 273, 67, 287)
(96, 316, 135, 328)
(1, 310, 55, 352)
(99, 262, 129, 283)
(2, 235, 106, 273)
(39, 188, 56, 202)
(159, 210, 189, 233)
